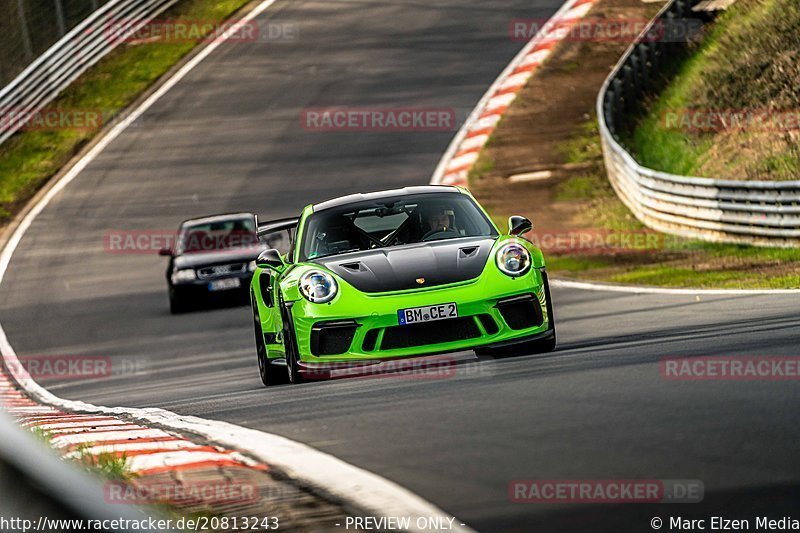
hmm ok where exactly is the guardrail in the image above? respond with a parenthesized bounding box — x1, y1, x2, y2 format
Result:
(0, 0, 179, 147)
(597, 0, 800, 247)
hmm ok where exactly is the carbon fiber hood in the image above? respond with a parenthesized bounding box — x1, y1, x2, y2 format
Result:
(316, 237, 496, 293)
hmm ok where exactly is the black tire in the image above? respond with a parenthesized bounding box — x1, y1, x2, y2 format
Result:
(476, 272, 557, 357)
(475, 332, 556, 357)
(253, 295, 287, 387)
(169, 289, 189, 314)
(278, 297, 305, 385)
(284, 321, 305, 384)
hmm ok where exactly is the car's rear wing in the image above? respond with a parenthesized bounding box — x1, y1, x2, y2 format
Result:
(255, 216, 299, 237)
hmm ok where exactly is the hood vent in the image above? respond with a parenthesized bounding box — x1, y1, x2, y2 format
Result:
(319, 237, 495, 293)
(459, 246, 479, 257)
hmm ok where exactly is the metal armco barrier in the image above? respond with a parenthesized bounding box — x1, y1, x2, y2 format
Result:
(0, 0, 179, 146)
(597, 0, 800, 247)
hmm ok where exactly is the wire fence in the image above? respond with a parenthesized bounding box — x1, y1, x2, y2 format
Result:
(0, 0, 115, 86)
(0, 0, 179, 146)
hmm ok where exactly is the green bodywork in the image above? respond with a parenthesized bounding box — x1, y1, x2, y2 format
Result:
(251, 189, 551, 366)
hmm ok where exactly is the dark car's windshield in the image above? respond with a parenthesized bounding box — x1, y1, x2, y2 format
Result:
(177, 217, 258, 255)
(300, 193, 497, 261)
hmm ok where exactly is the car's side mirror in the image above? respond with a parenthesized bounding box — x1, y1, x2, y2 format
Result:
(257, 248, 285, 271)
(508, 215, 533, 236)
(159, 247, 173, 257)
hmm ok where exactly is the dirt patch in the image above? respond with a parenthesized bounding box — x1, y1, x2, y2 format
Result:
(471, 0, 661, 232)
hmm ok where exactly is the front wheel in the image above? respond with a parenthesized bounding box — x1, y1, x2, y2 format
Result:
(475, 331, 556, 357)
(278, 298, 306, 385)
(169, 288, 189, 314)
(284, 324, 306, 385)
(253, 297, 287, 386)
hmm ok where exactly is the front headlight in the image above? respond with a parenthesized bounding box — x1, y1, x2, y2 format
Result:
(496, 242, 531, 277)
(171, 269, 197, 283)
(299, 270, 338, 303)
(248, 260, 257, 272)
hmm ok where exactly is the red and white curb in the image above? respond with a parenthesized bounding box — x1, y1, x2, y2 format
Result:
(1, 372, 262, 476)
(431, 0, 598, 187)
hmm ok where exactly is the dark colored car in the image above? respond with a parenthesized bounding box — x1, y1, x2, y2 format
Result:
(159, 213, 265, 313)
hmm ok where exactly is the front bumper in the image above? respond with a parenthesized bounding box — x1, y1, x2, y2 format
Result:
(171, 273, 252, 301)
(288, 266, 551, 364)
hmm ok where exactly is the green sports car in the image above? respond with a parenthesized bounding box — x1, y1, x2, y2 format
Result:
(250, 185, 556, 386)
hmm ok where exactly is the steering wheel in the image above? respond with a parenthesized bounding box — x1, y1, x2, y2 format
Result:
(421, 227, 460, 241)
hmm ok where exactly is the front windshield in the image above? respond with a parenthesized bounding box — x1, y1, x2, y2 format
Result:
(177, 217, 258, 254)
(301, 192, 497, 261)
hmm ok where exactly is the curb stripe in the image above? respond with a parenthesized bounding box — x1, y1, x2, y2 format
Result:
(430, 0, 600, 188)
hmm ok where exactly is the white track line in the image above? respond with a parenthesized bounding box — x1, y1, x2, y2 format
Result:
(0, 0, 478, 529)
(551, 279, 800, 295)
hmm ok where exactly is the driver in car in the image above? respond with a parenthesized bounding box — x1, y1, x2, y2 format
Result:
(421, 205, 456, 239)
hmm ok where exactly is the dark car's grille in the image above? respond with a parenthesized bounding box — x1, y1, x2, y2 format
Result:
(379, 317, 480, 350)
(197, 262, 247, 280)
(497, 294, 543, 330)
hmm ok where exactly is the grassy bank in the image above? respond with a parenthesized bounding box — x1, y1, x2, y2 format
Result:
(629, 0, 800, 181)
(0, 0, 254, 223)
(546, 118, 800, 289)
(468, 0, 800, 289)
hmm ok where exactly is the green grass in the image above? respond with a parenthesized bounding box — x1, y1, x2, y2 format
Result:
(467, 153, 496, 183)
(628, 0, 800, 180)
(77, 449, 138, 481)
(0, 0, 255, 223)
(558, 118, 602, 165)
(30, 426, 54, 442)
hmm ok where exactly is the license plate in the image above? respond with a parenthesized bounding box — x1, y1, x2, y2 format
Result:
(208, 277, 241, 291)
(398, 303, 458, 325)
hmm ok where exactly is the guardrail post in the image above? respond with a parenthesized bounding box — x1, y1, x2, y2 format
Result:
(604, 94, 616, 135)
(54, 0, 67, 37)
(637, 43, 652, 92)
(16, 0, 35, 62)
(629, 52, 643, 99)
(622, 64, 635, 117)
(611, 78, 624, 136)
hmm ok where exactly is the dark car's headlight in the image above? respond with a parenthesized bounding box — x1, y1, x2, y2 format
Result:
(299, 270, 338, 303)
(496, 242, 531, 277)
(171, 269, 197, 283)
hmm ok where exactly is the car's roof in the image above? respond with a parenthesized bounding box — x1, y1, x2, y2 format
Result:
(180, 212, 254, 227)
(312, 185, 461, 212)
